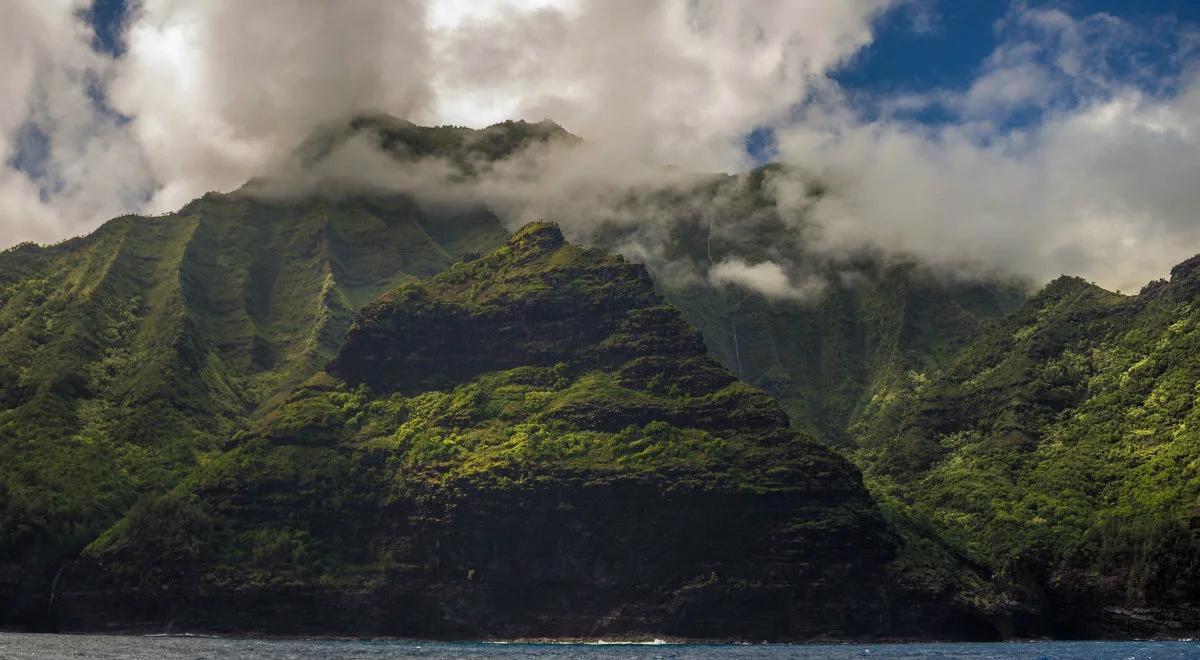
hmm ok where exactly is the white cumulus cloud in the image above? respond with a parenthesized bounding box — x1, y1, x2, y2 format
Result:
(3, 1, 1200, 295)
(710, 258, 826, 301)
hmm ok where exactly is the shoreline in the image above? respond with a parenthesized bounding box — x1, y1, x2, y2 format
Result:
(4, 629, 1193, 645)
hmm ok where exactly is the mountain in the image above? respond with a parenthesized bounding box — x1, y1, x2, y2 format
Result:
(859, 260, 1200, 636)
(588, 166, 1028, 448)
(0, 117, 1025, 637)
(292, 113, 579, 170)
(5, 115, 1199, 639)
(0, 118, 601, 625)
(0, 185, 509, 627)
(50, 223, 900, 639)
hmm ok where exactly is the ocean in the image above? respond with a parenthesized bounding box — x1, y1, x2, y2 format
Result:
(0, 635, 1196, 660)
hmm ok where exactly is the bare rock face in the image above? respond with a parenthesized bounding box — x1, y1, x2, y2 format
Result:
(53, 222, 905, 640)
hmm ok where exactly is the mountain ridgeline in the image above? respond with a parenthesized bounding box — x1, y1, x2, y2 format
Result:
(0, 117, 571, 626)
(50, 223, 900, 638)
(0, 189, 507, 619)
(1, 116, 1199, 639)
(861, 262, 1200, 636)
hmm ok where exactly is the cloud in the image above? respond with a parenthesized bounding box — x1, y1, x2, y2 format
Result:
(1, 0, 894, 249)
(771, 7, 1200, 292)
(710, 258, 826, 301)
(4, 1, 1200, 297)
(109, 0, 435, 213)
(431, 0, 893, 171)
(0, 0, 152, 246)
(246, 119, 725, 288)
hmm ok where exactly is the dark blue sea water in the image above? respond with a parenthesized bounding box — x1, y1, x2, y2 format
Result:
(0, 635, 1196, 660)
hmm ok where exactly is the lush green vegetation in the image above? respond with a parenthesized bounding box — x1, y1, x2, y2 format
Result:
(586, 163, 1200, 627)
(7, 115, 1200, 637)
(855, 262, 1200, 607)
(56, 222, 894, 639)
(0, 180, 508, 604)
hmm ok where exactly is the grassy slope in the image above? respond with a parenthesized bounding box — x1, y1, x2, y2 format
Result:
(0, 191, 507, 603)
(66, 224, 895, 639)
(859, 257, 1200, 617)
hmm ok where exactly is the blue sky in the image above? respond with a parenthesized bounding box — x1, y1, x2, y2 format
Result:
(78, 0, 1200, 166)
(82, 0, 128, 55)
(85, 1, 1199, 127)
(740, 1, 1200, 161)
(838, 1, 1200, 96)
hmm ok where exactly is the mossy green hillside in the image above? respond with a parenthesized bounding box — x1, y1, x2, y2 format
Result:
(0, 190, 508, 617)
(60, 223, 898, 639)
(857, 256, 1200, 632)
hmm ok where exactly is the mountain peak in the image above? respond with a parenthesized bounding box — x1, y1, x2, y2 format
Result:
(60, 209, 898, 641)
(293, 113, 579, 169)
(328, 219, 674, 394)
(507, 220, 565, 254)
(1170, 252, 1200, 283)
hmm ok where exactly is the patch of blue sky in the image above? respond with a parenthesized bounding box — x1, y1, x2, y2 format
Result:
(81, 0, 129, 56)
(831, 0, 1200, 130)
(738, 1, 1200, 162)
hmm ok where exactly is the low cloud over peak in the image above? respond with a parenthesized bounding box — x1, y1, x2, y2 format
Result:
(710, 258, 827, 302)
(3, 1, 1200, 293)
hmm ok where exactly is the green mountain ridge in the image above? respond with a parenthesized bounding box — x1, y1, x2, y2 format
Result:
(292, 114, 578, 170)
(0, 186, 508, 623)
(2, 116, 1198, 639)
(857, 261, 1200, 636)
(51, 223, 901, 639)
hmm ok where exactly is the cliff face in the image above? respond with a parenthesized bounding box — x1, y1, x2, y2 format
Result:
(57, 468, 893, 639)
(0, 188, 508, 627)
(859, 263, 1200, 637)
(329, 223, 672, 392)
(51, 223, 902, 640)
